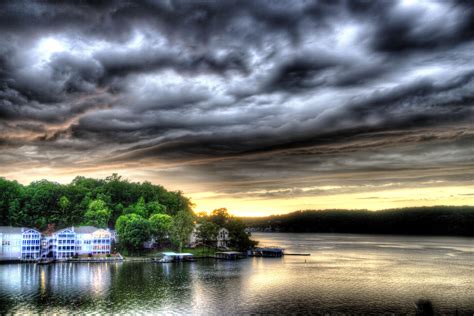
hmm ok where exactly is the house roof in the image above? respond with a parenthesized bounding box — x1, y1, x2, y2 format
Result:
(55, 227, 76, 234)
(0, 226, 23, 234)
(73, 226, 104, 234)
(0, 227, 40, 234)
(23, 228, 40, 234)
(52, 226, 108, 235)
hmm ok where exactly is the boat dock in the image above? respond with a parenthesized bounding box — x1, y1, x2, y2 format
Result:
(155, 252, 196, 263)
(285, 253, 311, 256)
(215, 251, 246, 260)
(250, 247, 284, 257)
(249, 247, 310, 257)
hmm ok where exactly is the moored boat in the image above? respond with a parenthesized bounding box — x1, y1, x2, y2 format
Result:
(155, 252, 195, 263)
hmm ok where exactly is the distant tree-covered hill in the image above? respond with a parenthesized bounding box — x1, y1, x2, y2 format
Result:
(241, 206, 474, 236)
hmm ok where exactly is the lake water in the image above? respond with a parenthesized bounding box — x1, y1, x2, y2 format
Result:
(0, 233, 473, 315)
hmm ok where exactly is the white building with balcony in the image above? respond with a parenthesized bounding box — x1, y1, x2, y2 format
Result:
(21, 228, 42, 260)
(52, 227, 76, 259)
(50, 226, 112, 259)
(74, 226, 111, 255)
(1, 225, 113, 261)
(0, 227, 41, 261)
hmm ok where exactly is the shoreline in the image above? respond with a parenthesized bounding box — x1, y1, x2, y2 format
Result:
(0, 255, 218, 264)
(250, 231, 474, 238)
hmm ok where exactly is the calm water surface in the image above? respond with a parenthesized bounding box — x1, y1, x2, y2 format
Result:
(0, 233, 473, 315)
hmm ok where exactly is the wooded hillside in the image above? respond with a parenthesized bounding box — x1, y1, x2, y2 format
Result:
(242, 206, 474, 236)
(0, 174, 192, 230)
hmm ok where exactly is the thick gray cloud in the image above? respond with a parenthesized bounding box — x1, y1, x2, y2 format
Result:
(1, 0, 473, 205)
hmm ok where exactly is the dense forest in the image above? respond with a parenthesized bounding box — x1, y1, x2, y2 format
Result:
(242, 206, 474, 236)
(0, 174, 192, 230)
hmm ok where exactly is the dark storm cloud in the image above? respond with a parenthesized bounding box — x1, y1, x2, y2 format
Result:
(1, 0, 474, 199)
(371, 0, 474, 52)
(96, 48, 250, 81)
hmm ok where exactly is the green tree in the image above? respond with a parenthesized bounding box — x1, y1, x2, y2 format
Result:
(226, 218, 257, 250)
(170, 210, 195, 252)
(22, 180, 64, 229)
(116, 214, 151, 252)
(159, 191, 194, 216)
(147, 201, 167, 215)
(58, 196, 70, 211)
(8, 199, 22, 226)
(83, 199, 111, 228)
(210, 208, 231, 227)
(149, 213, 173, 243)
(196, 220, 219, 247)
(66, 178, 103, 226)
(0, 178, 23, 226)
(101, 174, 135, 224)
(124, 197, 148, 218)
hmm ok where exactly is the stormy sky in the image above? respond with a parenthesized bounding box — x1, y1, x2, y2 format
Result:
(1, 0, 473, 215)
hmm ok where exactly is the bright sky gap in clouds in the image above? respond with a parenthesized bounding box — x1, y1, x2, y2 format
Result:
(1, 1, 473, 216)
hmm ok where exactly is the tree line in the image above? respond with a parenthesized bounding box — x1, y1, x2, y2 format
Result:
(242, 206, 474, 236)
(0, 174, 192, 229)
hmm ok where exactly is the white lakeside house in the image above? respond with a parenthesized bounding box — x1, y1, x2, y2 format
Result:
(49, 226, 112, 260)
(189, 225, 230, 249)
(52, 227, 76, 259)
(0, 227, 41, 261)
(1, 226, 112, 261)
(74, 226, 111, 256)
(217, 227, 230, 248)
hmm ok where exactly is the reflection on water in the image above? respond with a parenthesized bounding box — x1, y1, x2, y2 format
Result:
(0, 233, 473, 314)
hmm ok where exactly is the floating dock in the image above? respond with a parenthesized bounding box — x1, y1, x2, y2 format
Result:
(285, 253, 311, 256)
(250, 247, 284, 257)
(155, 252, 196, 263)
(249, 247, 310, 257)
(215, 251, 246, 260)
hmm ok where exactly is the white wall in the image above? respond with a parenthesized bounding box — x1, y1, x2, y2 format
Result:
(0, 233, 22, 260)
(76, 234, 94, 255)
